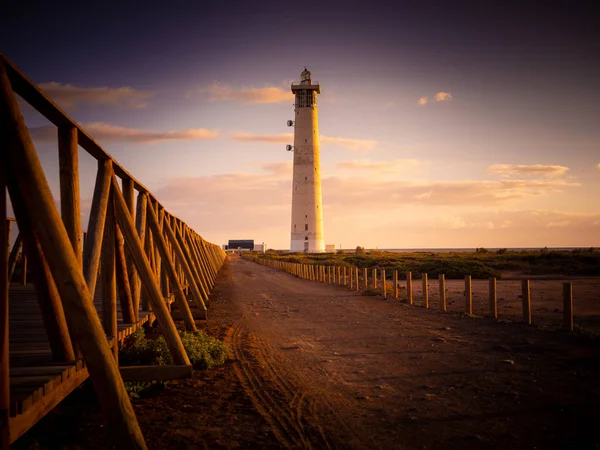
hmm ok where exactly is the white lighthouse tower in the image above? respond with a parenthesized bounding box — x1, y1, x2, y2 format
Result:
(289, 68, 324, 252)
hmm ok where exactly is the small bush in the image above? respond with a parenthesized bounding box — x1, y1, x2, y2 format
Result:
(120, 328, 229, 370)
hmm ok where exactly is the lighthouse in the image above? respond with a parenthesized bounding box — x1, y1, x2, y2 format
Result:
(289, 68, 324, 253)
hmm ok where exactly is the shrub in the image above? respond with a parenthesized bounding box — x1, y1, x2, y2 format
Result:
(120, 328, 229, 370)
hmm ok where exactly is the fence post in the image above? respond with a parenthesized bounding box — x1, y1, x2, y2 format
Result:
(372, 268, 377, 289)
(522, 279, 531, 324)
(381, 269, 386, 297)
(363, 268, 368, 291)
(343, 267, 347, 286)
(422, 273, 428, 308)
(563, 282, 573, 331)
(489, 277, 497, 319)
(465, 275, 472, 314)
(394, 270, 398, 299)
(439, 274, 446, 312)
(406, 271, 413, 305)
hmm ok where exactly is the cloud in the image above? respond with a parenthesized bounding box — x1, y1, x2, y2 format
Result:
(29, 123, 219, 144)
(338, 159, 426, 172)
(189, 82, 294, 103)
(418, 96, 428, 106)
(320, 136, 377, 152)
(38, 82, 153, 110)
(434, 92, 452, 102)
(487, 164, 570, 178)
(149, 160, 588, 249)
(231, 132, 292, 143)
(596, 163, 600, 170)
(230, 132, 377, 151)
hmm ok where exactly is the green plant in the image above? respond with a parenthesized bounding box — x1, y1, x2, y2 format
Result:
(120, 328, 229, 370)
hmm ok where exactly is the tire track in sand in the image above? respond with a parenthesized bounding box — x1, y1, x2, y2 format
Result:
(226, 321, 334, 449)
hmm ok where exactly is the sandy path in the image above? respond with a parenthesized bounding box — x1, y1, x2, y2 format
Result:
(216, 256, 600, 450)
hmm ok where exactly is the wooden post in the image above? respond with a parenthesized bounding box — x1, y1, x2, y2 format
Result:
(115, 226, 135, 323)
(343, 266, 347, 286)
(0, 59, 147, 448)
(132, 192, 147, 317)
(465, 275, 472, 315)
(372, 268, 377, 289)
(563, 282, 573, 331)
(394, 270, 398, 299)
(422, 273, 428, 308)
(381, 269, 386, 297)
(439, 274, 446, 312)
(1, 162, 9, 449)
(349, 267, 353, 289)
(111, 174, 191, 364)
(489, 277, 497, 319)
(406, 271, 413, 305)
(522, 279, 531, 324)
(58, 125, 82, 268)
(101, 193, 118, 361)
(355, 267, 359, 291)
(83, 159, 112, 295)
(337, 266, 341, 285)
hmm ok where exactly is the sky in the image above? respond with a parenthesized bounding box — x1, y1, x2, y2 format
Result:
(2, 0, 599, 249)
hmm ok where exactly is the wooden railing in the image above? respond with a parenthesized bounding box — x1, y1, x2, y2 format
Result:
(1, 54, 225, 448)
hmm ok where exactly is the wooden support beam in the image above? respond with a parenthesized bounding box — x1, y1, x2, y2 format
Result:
(7, 233, 21, 281)
(132, 192, 147, 318)
(160, 211, 208, 315)
(146, 204, 198, 328)
(0, 59, 147, 448)
(83, 159, 112, 295)
(119, 365, 192, 382)
(115, 225, 135, 323)
(1, 161, 9, 449)
(176, 225, 209, 303)
(58, 125, 82, 268)
(122, 178, 138, 319)
(110, 174, 190, 366)
(102, 192, 118, 361)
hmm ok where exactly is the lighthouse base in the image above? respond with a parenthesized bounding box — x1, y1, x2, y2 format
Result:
(290, 239, 325, 253)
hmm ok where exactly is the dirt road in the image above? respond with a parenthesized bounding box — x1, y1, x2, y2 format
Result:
(214, 255, 600, 449)
(15, 255, 600, 449)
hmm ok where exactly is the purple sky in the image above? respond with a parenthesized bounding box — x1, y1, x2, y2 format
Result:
(3, 1, 599, 248)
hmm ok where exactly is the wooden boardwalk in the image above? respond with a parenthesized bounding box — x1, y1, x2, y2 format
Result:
(1, 54, 226, 447)
(8, 281, 161, 442)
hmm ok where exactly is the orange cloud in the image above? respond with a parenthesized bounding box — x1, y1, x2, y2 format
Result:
(29, 123, 219, 144)
(338, 159, 426, 171)
(434, 92, 452, 102)
(38, 82, 153, 110)
(230, 133, 377, 151)
(488, 164, 570, 178)
(190, 82, 294, 103)
(418, 96, 428, 105)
